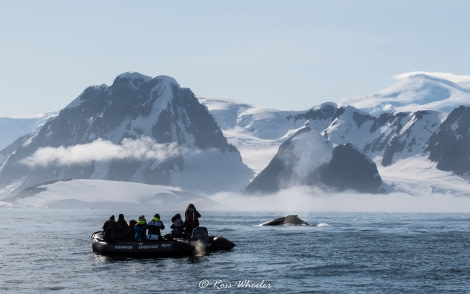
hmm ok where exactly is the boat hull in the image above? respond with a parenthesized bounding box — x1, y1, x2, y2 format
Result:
(91, 231, 195, 257)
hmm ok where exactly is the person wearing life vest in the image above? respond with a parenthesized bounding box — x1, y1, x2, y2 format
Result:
(184, 203, 201, 239)
(134, 215, 148, 241)
(147, 213, 165, 241)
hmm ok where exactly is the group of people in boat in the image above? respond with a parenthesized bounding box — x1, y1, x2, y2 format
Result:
(102, 203, 201, 243)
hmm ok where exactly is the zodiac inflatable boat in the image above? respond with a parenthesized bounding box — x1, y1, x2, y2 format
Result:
(91, 227, 235, 257)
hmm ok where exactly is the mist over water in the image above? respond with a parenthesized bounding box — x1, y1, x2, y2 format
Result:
(207, 187, 470, 213)
(3, 178, 470, 213)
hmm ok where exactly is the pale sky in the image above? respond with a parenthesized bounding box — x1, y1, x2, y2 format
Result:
(1, 0, 469, 117)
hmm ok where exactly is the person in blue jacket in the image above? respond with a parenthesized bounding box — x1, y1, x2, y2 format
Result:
(134, 215, 147, 241)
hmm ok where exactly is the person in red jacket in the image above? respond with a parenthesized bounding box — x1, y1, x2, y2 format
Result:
(184, 203, 201, 239)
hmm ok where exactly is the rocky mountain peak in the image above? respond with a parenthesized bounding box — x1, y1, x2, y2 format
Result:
(0, 73, 252, 197)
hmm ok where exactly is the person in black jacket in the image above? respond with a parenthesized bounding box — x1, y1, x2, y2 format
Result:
(147, 214, 165, 241)
(171, 213, 184, 238)
(102, 215, 116, 243)
(115, 214, 131, 240)
(128, 219, 137, 240)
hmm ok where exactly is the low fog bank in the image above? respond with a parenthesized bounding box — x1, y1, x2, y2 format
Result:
(3, 180, 470, 213)
(208, 187, 470, 213)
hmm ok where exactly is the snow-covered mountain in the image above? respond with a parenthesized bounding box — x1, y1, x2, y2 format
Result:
(1, 71, 470, 203)
(197, 97, 306, 173)
(237, 103, 444, 194)
(340, 72, 470, 115)
(0, 72, 253, 198)
(199, 72, 470, 195)
(225, 100, 469, 194)
(244, 124, 385, 194)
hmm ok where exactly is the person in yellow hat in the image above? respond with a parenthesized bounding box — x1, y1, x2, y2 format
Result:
(147, 213, 165, 241)
(134, 215, 147, 241)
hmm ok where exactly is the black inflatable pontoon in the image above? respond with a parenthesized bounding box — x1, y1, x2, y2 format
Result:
(91, 231, 195, 257)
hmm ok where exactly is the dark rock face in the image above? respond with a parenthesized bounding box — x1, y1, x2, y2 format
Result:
(309, 143, 383, 193)
(289, 102, 339, 122)
(427, 106, 470, 175)
(362, 111, 442, 166)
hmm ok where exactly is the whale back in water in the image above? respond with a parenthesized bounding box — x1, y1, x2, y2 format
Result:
(260, 215, 309, 226)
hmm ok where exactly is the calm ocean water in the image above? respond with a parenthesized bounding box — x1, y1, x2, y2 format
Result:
(1, 208, 469, 293)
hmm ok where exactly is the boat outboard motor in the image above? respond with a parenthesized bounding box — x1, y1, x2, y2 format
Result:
(191, 227, 209, 244)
